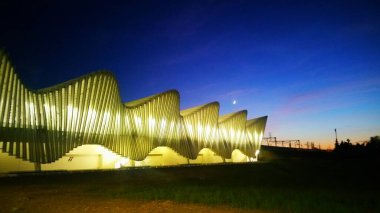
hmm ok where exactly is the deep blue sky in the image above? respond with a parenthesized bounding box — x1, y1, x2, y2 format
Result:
(1, 0, 379, 148)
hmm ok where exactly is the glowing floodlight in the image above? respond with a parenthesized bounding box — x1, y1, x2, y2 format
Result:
(255, 150, 260, 158)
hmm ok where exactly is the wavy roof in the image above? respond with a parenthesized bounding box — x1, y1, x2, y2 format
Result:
(0, 52, 268, 163)
(180, 101, 219, 116)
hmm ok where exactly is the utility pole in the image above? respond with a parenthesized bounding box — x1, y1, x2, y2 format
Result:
(334, 128, 340, 150)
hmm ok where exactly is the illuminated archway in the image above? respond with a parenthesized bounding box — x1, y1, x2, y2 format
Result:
(41, 145, 128, 170)
(134, 146, 189, 167)
(231, 149, 250, 163)
(189, 148, 224, 164)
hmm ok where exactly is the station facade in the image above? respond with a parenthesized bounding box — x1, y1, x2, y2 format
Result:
(0, 52, 267, 172)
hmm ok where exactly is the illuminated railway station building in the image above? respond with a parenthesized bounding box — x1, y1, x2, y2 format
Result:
(0, 52, 267, 172)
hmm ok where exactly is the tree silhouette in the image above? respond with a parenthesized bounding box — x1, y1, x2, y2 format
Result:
(333, 136, 380, 158)
(367, 136, 380, 154)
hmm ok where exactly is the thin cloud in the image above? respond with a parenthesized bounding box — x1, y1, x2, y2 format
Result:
(217, 88, 259, 101)
(274, 77, 380, 117)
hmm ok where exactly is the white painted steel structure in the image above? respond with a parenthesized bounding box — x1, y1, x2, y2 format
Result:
(0, 52, 267, 169)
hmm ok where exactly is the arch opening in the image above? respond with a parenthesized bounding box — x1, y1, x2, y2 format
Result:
(231, 149, 256, 163)
(189, 148, 225, 164)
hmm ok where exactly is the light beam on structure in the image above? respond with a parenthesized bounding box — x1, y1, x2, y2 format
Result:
(0, 52, 268, 167)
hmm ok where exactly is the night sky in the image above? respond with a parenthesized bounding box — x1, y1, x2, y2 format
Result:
(1, 0, 379, 148)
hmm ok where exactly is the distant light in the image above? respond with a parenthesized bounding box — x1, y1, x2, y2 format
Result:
(232, 100, 237, 105)
(255, 150, 260, 158)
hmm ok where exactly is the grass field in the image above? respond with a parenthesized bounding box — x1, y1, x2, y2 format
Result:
(1, 154, 379, 212)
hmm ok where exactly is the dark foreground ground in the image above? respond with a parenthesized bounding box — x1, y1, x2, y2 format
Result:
(0, 154, 379, 213)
